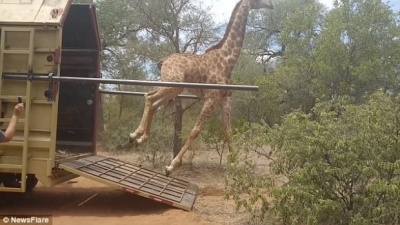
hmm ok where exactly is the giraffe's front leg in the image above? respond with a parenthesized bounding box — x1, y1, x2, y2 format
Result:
(130, 88, 183, 145)
(134, 107, 155, 144)
(129, 131, 143, 143)
(129, 114, 147, 143)
(129, 127, 145, 143)
(129, 108, 148, 143)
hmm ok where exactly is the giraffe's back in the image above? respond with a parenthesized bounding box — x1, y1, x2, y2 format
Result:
(158, 52, 233, 99)
(159, 52, 231, 81)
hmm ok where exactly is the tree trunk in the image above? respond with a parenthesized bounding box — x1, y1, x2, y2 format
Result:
(118, 95, 124, 119)
(173, 98, 183, 158)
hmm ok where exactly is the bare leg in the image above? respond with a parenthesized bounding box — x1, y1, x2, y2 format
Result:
(165, 98, 219, 176)
(222, 96, 233, 152)
(136, 88, 183, 143)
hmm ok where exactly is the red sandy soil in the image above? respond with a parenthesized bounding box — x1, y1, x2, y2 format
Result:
(0, 150, 251, 225)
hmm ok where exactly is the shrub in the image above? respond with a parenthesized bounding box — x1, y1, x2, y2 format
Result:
(226, 92, 400, 225)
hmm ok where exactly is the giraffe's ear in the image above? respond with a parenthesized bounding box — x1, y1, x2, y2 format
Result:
(250, 0, 274, 10)
(266, 1, 274, 9)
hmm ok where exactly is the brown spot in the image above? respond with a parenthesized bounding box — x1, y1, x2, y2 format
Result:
(228, 40, 233, 48)
(233, 21, 241, 30)
(233, 48, 241, 56)
(228, 58, 235, 66)
(181, 58, 188, 64)
(200, 66, 207, 74)
(230, 31, 237, 40)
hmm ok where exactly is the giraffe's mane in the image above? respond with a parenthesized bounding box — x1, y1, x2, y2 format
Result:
(205, 0, 243, 53)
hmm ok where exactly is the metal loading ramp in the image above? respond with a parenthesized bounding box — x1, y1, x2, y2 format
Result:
(59, 155, 198, 211)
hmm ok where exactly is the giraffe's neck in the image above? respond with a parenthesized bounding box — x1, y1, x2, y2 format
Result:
(208, 0, 250, 71)
(220, 1, 251, 70)
(206, 1, 242, 53)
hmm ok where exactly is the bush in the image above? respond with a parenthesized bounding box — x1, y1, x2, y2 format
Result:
(100, 115, 134, 151)
(101, 108, 175, 168)
(226, 92, 400, 225)
(201, 114, 226, 165)
(138, 121, 175, 168)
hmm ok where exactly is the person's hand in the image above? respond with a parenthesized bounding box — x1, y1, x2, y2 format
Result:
(13, 103, 24, 117)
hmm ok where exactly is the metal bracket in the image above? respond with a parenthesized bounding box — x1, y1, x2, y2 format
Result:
(44, 73, 56, 101)
(27, 70, 34, 82)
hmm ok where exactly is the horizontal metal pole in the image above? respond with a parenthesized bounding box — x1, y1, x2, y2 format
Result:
(3, 74, 259, 91)
(99, 90, 200, 100)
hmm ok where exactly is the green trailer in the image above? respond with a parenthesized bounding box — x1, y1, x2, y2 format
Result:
(0, 0, 197, 211)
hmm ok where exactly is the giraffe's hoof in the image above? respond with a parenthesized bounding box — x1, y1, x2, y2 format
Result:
(136, 135, 148, 145)
(165, 166, 173, 177)
(129, 133, 136, 143)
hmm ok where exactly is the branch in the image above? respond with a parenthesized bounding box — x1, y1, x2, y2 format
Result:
(162, 99, 200, 118)
(182, 99, 201, 112)
(251, 25, 281, 34)
(182, 37, 195, 53)
(118, 25, 142, 41)
(137, 2, 175, 40)
(254, 147, 276, 162)
(103, 47, 119, 57)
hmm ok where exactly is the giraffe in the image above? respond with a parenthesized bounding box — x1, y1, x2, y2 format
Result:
(129, 0, 274, 176)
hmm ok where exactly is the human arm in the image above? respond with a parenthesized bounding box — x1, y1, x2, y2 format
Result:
(2, 103, 24, 142)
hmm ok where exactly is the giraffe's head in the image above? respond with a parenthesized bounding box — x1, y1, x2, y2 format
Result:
(249, 0, 274, 10)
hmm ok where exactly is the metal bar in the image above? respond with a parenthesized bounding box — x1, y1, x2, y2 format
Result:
(62, 49, 99, 53)
(2, 74, 259, 91)
(99, 90, 200, 99)
(159, 177, 175, 195)
(118, 168, 141, 183)
(138, 173, 158, 189)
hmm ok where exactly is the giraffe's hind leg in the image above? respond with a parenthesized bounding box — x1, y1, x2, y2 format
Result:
(222, 96, 233, 152)
(165, 98, 219, 176)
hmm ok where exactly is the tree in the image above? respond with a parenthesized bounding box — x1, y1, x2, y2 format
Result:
(230, 53, 283, 126)
(242, 0, 400, 118)
(313, 0, 400, 102)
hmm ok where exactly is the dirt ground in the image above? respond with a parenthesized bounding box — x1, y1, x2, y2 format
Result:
(0, 150, 252, 225)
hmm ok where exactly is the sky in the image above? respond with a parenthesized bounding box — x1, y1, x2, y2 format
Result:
(204, 0, 400, 23)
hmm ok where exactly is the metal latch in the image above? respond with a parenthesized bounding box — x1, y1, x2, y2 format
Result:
(44, 73, 57, 101)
